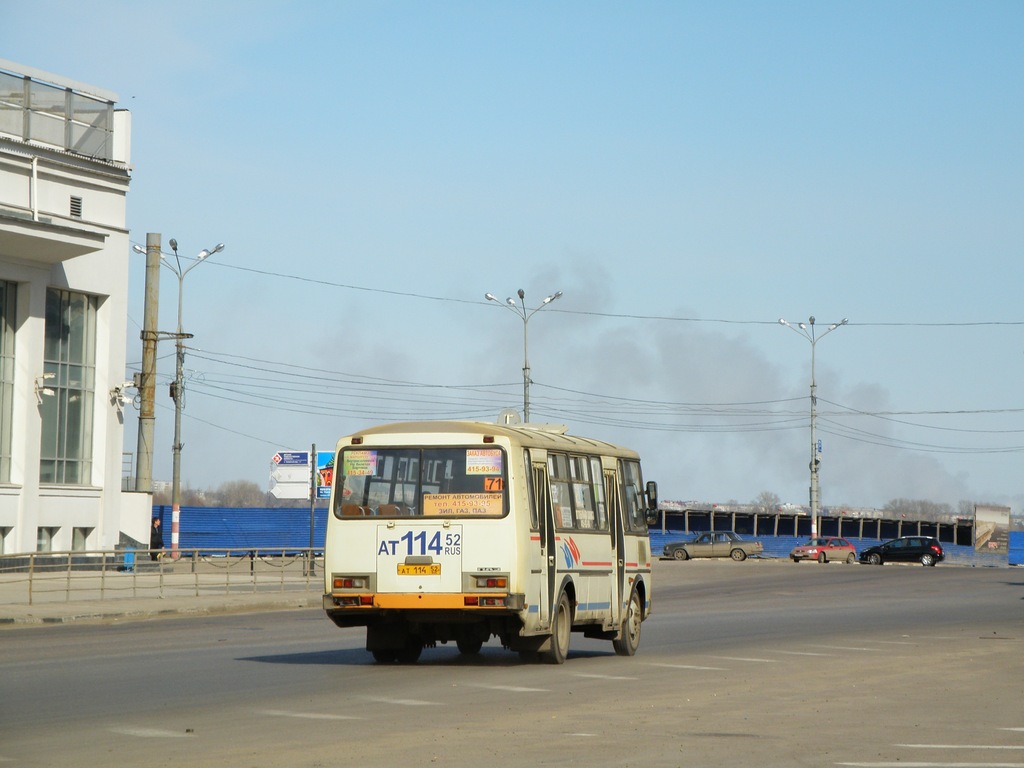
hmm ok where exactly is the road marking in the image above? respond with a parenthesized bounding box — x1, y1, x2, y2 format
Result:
(365, 697, 438, 706)
(108, 727, 193, 738)
(708, 656, 778, 663)
(573, 673, 638, 680)
(773, 650, 834, 657)
(810, 644, 881, 652)
(873, 640, 917, 645)
(261, 709, 360, 720)
(897, 745, 1024, 750)
(647, 662, 727, 671)
(466, 684, 549, 693)
(837, 763, 1024, 767)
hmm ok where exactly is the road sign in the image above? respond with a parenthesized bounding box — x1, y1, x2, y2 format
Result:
(273, 451, 309, 466)
(269, 451, 312, 499)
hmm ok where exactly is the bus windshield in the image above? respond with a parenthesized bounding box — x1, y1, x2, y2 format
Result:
(333, 445, 507, 518)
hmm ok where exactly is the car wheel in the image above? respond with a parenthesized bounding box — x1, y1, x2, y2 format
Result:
(544, 592, 572, 665)
(612, 590, 642, 657)
(846, 553, 856, 564)
(868, 553, 881, 565)
(673, 548, 688, 561)
(730, 549, 747, 562)
(920, 553, 935, 567)
(791, 555, 799, 563)
(817, 552, 827, 564)
(371, 648, 397, 663)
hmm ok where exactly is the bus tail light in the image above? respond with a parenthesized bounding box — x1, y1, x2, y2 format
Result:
(333, 575, 369, 590)
(464, 595, 509, 607)
(333, 594, 375, 607)
(472, 575, 508, 589)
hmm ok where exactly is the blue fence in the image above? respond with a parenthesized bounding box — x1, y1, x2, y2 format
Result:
(152, 506, 326, 553)
(152, 507, 1023, 566)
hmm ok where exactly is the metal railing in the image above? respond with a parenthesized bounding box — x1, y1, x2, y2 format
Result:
(0, 548, 323, 606)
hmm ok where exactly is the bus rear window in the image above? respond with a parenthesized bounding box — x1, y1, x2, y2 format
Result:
(333, 446, 507, 519)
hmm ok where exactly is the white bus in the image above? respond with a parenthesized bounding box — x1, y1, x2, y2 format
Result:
(322, 420, 658, 664)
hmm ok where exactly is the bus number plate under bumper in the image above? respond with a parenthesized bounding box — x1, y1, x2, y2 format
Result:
(397, 563, 441, 576)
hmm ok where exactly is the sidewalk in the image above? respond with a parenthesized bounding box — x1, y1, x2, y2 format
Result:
(0, 588, 323, 628)
(0, 557, 324, 629)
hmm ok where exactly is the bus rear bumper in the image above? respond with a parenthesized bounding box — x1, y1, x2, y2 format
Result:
(323, 591, 526, 617)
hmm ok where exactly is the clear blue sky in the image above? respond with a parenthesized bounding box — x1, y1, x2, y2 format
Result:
(5, 1, 1023, 510)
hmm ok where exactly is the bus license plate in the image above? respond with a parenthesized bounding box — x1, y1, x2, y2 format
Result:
(397, 563, 441, 576)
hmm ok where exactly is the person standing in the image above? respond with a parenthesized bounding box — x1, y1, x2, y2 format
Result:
(150, 517, 164, 561)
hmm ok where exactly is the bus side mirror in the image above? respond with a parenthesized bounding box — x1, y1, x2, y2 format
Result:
(645, 480, 658, 510)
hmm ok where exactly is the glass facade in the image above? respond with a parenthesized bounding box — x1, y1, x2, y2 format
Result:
(40, 288, 97, 485)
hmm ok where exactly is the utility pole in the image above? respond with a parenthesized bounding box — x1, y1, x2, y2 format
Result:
(134, 233, 160, 493)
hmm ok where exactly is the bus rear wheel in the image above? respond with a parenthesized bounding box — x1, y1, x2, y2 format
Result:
(395, 641, 422, 664)
(612, 591, 642, 657)
(544, 593, 572, 665)
(457, 637, 484, 656)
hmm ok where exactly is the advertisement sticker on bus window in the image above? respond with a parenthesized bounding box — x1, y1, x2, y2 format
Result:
(343, 450, 377, 476)
(465, 448, 502, 475)
(423, 493, 503, 517)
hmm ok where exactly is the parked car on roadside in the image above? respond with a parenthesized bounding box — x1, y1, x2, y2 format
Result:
(789, 537, 857, 564)
(663, 531, 764, 561)
(858, 536, 944, 567)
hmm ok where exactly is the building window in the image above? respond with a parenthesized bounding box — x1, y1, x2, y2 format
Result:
(0, 280, 15, 483)
(72, 526, 92, 551)
(40, 289, 97, 485)
(37, 526, 58, 552)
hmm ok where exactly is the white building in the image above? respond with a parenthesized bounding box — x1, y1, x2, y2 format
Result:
(0, 59, 150, 555)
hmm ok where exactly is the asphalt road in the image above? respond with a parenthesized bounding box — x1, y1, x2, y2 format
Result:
(2, 559, 1022, 767)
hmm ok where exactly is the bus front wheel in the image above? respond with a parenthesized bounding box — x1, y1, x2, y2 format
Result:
(544, 593, 572, 665)
(612, 591, 642, 657)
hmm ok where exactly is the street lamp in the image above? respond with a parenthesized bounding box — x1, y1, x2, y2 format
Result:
(485, 288, 562, 422)
(779, 315, 848, 540)
(134, 239, 224, 556)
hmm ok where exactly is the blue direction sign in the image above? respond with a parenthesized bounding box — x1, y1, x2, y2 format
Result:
(274, 451, 310, 466)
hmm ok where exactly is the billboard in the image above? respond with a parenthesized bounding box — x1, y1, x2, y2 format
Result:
(974, 504, 1010, 554)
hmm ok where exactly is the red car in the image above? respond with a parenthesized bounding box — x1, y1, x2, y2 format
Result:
(790, 537, 857, 564)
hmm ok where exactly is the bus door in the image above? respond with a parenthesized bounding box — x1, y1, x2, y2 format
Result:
(606, 469, 626, 626)
(530, 458, 556, 630)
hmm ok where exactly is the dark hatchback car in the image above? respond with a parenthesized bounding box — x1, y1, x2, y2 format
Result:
(858, 536, 944, 567)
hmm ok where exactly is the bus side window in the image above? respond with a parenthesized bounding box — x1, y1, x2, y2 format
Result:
(591, 457, 608, 530)
(526, 450, 539, 530)
(548, 453, 573, 529)
(619, 459, 648, 533)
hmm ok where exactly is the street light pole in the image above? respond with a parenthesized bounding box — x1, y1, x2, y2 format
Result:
(485, 288, 562, 422)
(779, 315, 848, 539)
(165, 239, 224, 556)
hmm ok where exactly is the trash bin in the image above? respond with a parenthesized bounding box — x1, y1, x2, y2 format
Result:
(122, 547, 135, 573)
